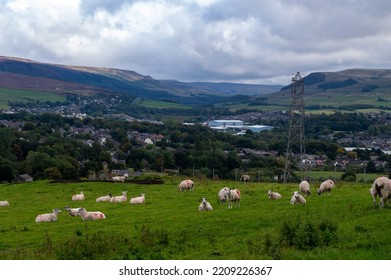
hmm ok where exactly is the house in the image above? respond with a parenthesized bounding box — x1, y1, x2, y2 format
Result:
(13, 174, 33, 183)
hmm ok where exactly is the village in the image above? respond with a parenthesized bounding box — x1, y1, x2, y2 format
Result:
(1, 97, 391, 181)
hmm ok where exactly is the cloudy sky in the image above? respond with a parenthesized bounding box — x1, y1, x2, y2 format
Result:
(1, 0, 391, 84)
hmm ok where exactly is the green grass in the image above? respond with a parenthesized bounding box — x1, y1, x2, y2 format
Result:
(305, 171, 386, 182)
(138, 99, 191, 109)
(0, 178, 389, 260)
(0, 88, 66, 109)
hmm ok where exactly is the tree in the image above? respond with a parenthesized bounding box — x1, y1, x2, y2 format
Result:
(0, 127, 15, 159)
(44, 167, 62, 180)
(227, 151, 242, 171)
(25, 151, 53, 178)
(366, 160, 377, 173)
(155, 157, 164, 173)
(0, 159, 16, 182)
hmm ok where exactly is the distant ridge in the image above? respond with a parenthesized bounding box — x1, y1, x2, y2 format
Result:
(0, 56, 280, 105)
(262, 68, 391, 110)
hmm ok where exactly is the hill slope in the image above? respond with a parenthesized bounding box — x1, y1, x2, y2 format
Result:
(0, 56, 277, 106)
(264, 69, 391, 110)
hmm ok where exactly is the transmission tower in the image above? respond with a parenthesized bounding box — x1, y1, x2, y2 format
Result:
(283, 72, 305, 182)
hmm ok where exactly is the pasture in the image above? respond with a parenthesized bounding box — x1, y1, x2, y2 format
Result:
(0, 88, 66, 109)
(0, 178, 389, 260)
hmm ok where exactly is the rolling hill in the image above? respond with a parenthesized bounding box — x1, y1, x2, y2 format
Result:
(0, 56, 279, 106)
(262, 69, 391, 111)
(2, 56, 391, 111)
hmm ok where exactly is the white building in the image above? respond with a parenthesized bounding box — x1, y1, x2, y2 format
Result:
(208, 120, 244, 128)
(207, 120, 273, 134)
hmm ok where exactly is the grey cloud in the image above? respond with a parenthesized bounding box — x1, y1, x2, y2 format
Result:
(1, 0, 391, 84)
(79, 0, 134, 15)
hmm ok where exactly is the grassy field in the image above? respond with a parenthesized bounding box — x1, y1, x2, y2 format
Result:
(0, 88, 66, 109)
(138, 99, 191, 109)
(305, 171, 385, 182)
(0, 177, 389, 260)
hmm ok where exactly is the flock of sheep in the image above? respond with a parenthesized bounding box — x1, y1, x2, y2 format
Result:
(33, 190, 146, 223)
(176, 178, 242, 212)
(2, 175, 390, 224)
(267, 179, 335, 205)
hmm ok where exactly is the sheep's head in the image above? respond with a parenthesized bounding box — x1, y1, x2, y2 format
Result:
(267, 190, 272, 196)
(293, 191, 300, 198)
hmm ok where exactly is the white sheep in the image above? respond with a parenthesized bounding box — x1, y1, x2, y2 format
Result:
(370, 176, 391, 208)
(299, 180, 312, 196)
(227, 188, 241, 209)
(130, 193, 146, 205)
(198, 197, 213, 211)
(64, 206, 81, 216)
(178, 179, 194, 191)
(317, 179, 334, 196)
(78, 207, 106, 221)
(72, 191, 85, 201)
(218, 187, 230, 203)
(290, 191, 307, 205)
(96, 193, 113, 202)
(0, 200, 10, 207)
(267, 190, 282, 200)
(110, 191, 127, 203)
(240, 174, 250, 183)
(35, 208, 61, 223)
(112, 173, 128, 183)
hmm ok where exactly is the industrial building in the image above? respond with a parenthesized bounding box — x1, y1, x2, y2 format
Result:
(207, 120, 273, 134)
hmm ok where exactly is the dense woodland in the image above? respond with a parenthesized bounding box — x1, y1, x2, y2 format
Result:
(1, 110, 391, 182)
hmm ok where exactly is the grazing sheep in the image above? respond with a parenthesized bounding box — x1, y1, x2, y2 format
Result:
(317, 179, 334, 196)
(227, 188, 240, 209)
(290, 191, 307, 205)
(267, 190, 282, 200)
(78, 207, 106, 221)
(72, 191, 85, 201)
(178, 179, 194, 192)
(64, 206, 81, 216)
(299, 180, 312, 196)
(370, 176, 391, 208)
(240, 174, 250, 183)
(0, 200, 10, 207)
(96, 193, 112, 202)
(112, 173, 128, 183)
(35, 208, 61, 223)
(198, 198, 213, 211)
(110, 191, 127, 203)
(218, 187, 230, 203)
(130, 193, 146, 205)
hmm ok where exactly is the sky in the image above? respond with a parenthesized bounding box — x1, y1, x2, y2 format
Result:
(1, 0, 391, 85)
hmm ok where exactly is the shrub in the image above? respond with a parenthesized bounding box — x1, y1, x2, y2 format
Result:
(278, 217, 338, 251)
(341, 170, 356, 182)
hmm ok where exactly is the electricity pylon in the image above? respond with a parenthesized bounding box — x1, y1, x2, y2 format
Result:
(283, 72, 305, 182)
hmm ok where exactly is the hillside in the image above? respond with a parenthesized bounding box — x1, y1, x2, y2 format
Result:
(0, 56, 277, 106)
(3, 56, 391, 111)
(263, 69, 391, 110)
